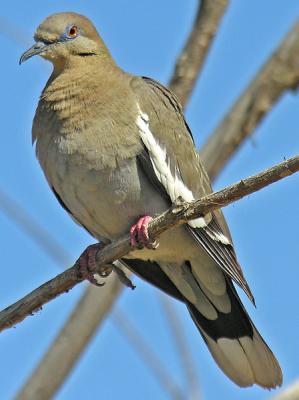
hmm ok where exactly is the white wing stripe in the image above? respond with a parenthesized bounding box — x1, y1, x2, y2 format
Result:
(136, 105, 206, 228)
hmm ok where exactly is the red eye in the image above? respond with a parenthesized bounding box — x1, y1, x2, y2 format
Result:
(68, 25, 78, 38)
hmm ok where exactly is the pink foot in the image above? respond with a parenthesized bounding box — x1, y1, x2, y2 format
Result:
(129, 215, 158, 249)
(77, 243, 112, 286)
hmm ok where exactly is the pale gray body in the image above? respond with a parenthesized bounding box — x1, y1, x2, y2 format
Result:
(34, 70, 210, 264)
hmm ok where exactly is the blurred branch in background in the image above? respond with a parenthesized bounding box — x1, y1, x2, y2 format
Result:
(0, 16, 31, 46)
(169, 0, 228, 106)
(271, 379, 299, 400)
(200, 19, 299, 180)
(2, 153, 299, 333)
(15, 282, 124, 400)
(159, 295, 202, 399)
(0, 188, 70, 266)
(112, 309, 185, 400)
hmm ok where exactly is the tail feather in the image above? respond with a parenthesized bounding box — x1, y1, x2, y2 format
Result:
(122, 258, 282, 388)
(200, 332, 255, 387)
(239, 330, 283, 388)
(187, 281, 282, 388)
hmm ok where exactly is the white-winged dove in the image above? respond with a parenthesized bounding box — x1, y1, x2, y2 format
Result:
(20, 12, 282, 388)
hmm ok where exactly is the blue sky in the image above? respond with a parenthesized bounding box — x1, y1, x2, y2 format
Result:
(0, 1, 299, 399)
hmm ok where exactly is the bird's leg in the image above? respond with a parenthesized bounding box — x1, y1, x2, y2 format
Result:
(77, 243, 136, 289)
(129, 215, 158, 249)
(77, 243, 112, 286)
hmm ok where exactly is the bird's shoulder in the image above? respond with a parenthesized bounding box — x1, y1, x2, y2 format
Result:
(130, 75, 212, 200)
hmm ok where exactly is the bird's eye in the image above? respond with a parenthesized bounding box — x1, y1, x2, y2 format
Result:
(67, 25, 78, 39)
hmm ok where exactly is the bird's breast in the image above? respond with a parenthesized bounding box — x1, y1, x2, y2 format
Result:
(34, 116, 168, 242)
(33, 76, 168, 243)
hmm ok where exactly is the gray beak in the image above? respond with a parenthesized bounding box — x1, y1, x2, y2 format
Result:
(19, 41, 50, 65)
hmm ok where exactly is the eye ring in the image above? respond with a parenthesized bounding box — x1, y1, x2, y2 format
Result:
(67, 25, 78, 39)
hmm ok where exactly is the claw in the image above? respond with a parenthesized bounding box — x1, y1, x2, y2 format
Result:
(77, 243, 109, 286)
(129, 215, 158, 249)
(76, 243, 136, 289)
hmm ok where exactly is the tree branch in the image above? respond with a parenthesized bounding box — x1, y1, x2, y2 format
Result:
(1, 154, 298, 333)
(200, 20, 299, 179)
(169, 0, 228, 107)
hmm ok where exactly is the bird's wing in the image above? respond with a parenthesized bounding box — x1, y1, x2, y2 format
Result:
(130, 76, 254, 303)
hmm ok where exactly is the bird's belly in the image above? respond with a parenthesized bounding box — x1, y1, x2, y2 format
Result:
(42, 146, 169, 242)
(38, 135, 200, 263)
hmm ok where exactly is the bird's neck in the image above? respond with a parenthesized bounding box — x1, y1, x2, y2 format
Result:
(50, 51, 117, 77)
(39, 57, 126, 130)
(44, 55, 122, 97)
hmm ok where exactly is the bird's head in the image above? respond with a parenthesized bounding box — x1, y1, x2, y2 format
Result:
(20, 12, 110, 67)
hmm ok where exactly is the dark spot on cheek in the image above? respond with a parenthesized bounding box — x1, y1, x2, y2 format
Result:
(77, 52, 97, 57)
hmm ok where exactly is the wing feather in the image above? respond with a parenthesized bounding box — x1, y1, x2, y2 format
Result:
(188, 217, 254, 304)
(131, 76, 254, 301)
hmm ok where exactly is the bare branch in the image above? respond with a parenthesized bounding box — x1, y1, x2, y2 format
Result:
(15, 281, 124, 400)
(169, 0, 228, 107)
(270, 379, 299, 400)
(159, 295, 202, 399)
(1, 154, 298, 333)
(112, 309, 185, 400)
(200, 20, 299, 179)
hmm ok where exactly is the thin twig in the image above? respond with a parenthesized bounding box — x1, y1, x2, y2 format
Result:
(1, 154, 298, 333)
(112, 309, 185, 400)
(159, 295, 202, 399)
(200, 20, 299, 179)
(169, 0, 228, 107)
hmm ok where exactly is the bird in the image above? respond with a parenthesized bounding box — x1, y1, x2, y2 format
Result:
(20, 12, 282, 388)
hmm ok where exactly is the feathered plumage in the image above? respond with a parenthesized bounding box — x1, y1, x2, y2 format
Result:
(20, 12, 282, 388)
